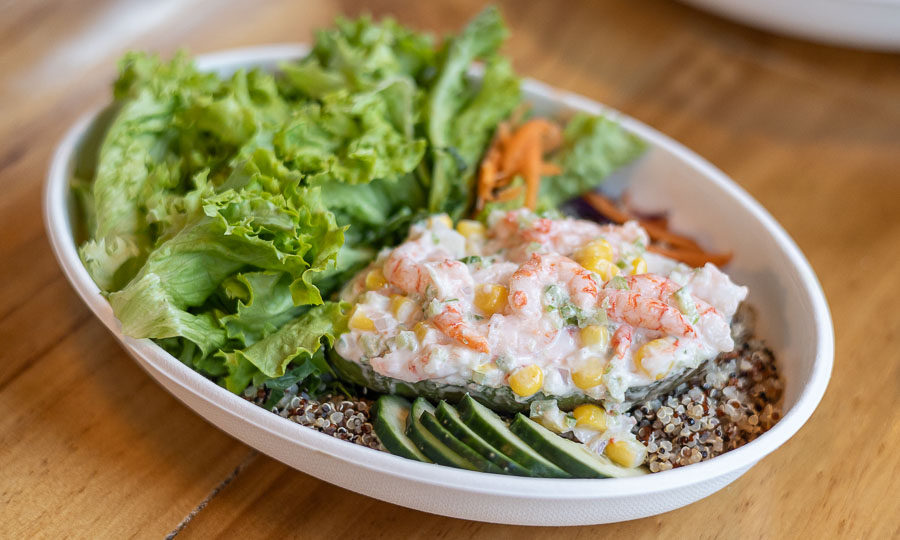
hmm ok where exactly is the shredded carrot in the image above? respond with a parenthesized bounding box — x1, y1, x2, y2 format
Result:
(583, 193, 700, 249)
(501, 119, 561, 174)
(497, 121, 511, 148)
(522, 139, 542, 209)
(639, 216, 669, 229)
(477, 159, 497, 207)
(540, 163, 562, 176)
(494, 185, 524, 202)
(584, 192, 730, 266)
(640, 221, 702, 251)
(648, 245, 732, 267)
(475, 117, 563, 212)
(582, 192, 633, 224)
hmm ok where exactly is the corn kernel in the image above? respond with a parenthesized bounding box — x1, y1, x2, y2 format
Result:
(630, 257, 648, 275)
(575, 239, 614, 263)
(572, 358, 607, 390)
(413, 321, 431, 341)
(349, 306, 376, 331)
(580, 325, 610, 350)
(474, 284, 508, 315)
(365, 267, 387, 290)
(605, 438, 648, 468)
(634, 338, 676, 380)
(456, 219, 486, 239)
(390, 294, 416, 321)
(509, 364, 543, 397)
(573, 404, 608, 432)
(579, 257, 620, 282)
(428, 214, 453, 229)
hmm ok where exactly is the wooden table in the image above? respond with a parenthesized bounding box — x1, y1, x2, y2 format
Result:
(2, 0, 898, 537)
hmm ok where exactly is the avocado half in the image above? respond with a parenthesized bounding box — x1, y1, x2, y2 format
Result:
(328, 349, 710, 413)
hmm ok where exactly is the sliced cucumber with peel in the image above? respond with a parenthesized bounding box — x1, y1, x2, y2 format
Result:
(419, 409, 505, 474)
(372, 395, 430, 463)
(376, 394, 647, 479)
(510, 413, 648, 479)
(407, 398, 480, 471)
(435, 401, 532, 477)
(457, 394, 569, 478)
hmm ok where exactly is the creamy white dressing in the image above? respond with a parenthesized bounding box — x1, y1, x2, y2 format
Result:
(335, 210, 748, 406)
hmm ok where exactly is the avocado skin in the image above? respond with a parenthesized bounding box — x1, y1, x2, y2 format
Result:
(329, 349, 710, 413)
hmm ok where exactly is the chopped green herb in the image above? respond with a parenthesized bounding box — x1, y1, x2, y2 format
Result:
(674, 285, 700, 325)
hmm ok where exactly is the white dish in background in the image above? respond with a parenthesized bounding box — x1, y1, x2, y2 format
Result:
(681, 0, 900, 51)
(43, 45, 833, 526)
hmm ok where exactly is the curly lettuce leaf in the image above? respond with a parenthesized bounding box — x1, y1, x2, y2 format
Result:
(83, 53, 293, 292)
(425, 6, 517, 215)
(219, 302, 348, 393)
(280, 15, 435, 99)
(274, 79, 425, 185)
(220, 271, 304, 347)
(442, 56, 520, 216)
(539, 112, 646, 209)
(108, 185, 343, 356)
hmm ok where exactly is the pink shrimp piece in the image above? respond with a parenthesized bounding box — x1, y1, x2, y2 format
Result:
(623, 274, 732, 348)
(383, 244, 485, 352)
(508, 253, 600, 318)
(383, 243, 430, 294)
(601, 287, 697, 337)
(520, 217, 554, 242)
(432, 303, 490, 354)
(624, 274, 680, 298)
(611, 325, 634, 359)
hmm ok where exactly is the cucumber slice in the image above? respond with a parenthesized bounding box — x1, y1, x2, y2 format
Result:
(419, 410, 505, 474)
(372, 396, 431, 463)
(510, 414, 648, 479)
(457, 394, 569, 478)
(435, 402, 532, 477)
(407, 398, 480, 471)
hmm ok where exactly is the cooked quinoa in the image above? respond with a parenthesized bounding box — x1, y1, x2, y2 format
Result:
(244, 387, 382, 450)
(630, 304, 783, 471)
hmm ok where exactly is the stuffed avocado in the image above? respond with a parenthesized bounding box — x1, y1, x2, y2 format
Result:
(333, 211, 748, 414)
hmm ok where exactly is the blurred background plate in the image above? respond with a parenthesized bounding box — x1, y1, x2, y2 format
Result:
(682, 0, 900, 51)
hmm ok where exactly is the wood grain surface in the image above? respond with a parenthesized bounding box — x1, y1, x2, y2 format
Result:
(1, 0, 898, 537)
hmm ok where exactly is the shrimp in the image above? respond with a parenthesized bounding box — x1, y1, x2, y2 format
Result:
(600, 287, 697, 337)
(508, 253, 600, 318)
(623, 274, 680, 298)
(432, 303, 490, 354)
(611, 325, 633, 359)
(382, 242, 487, 353)
(620, 274, 733, 350)
(383, 242, 431, 295)
(383, 246, 473, 298)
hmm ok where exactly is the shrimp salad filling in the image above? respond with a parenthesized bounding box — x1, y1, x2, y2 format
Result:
(335, 210, 750, 456)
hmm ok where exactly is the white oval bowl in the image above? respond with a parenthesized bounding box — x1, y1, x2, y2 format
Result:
(44, 44, 833, 526)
